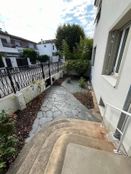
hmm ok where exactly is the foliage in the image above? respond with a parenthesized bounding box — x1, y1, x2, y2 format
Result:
(65, 59, 89, 76)
(38, 55, 49, 62)
(22, 48, 38, 64)
(73, 37, 93, 60)
(0, 111, 17, 174)
(62, 40, 73, 60)
(79, 77, 86, 88)
(61, 37, 93, 61)
(56, 24, 85, 52)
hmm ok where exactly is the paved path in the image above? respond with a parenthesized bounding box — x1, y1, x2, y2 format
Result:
(27, 85, 100, 141)
(62, 78, 86, 93)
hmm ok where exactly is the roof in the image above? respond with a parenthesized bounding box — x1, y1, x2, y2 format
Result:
(38, 39, 56, 44)
(0, 30, 36, 44)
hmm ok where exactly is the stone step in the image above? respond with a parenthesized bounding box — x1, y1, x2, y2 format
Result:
(7, 119, 71, 174)
(7, 119, 114, 174)
(44, 133, 114, 174)
(61, 144, 131, 174)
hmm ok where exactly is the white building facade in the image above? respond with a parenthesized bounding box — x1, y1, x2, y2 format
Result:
(91, 0, 131, 155)
(0, 30, 37, 68)
(37, 39, 59, 62)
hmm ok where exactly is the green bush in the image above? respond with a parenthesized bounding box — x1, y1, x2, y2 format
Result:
(38, 55, 49, 62)
(0, 111, 17, 174)
(79, 77, 86, 88)
(22, 48, 38, 64)
(65, 59, 89, 76)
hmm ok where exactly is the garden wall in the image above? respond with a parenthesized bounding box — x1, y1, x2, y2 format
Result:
(0, 71, 63, 114)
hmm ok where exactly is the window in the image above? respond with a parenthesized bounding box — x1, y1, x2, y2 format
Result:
(53, 45, 55, 50)
(114, 26, 130, 74)
(1, 38, 8, 47)
(95, 0, 102, 24)
(91, 46, 96, 66)
(102, 23, 130, 76)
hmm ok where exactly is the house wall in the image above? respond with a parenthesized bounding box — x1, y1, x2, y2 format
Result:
(0, 32, 37, 67)
(10, 57, 18, 67)
(0, 34, 18, 54)
(91, 0, 131, 155)
(37, 42, 59, 62)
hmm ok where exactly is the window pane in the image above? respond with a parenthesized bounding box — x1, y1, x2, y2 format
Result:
(92, 46, 96, 66)
(116, 27, 129, 73)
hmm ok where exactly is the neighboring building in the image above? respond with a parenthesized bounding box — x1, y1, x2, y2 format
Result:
(37, 39, 59, 62)
(91, 0, 131, 155)
(0, 30, 37, 68)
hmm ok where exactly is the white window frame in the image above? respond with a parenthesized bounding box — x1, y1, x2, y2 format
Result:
(92, 46, 97, 66)
(113, 24, 131, 76)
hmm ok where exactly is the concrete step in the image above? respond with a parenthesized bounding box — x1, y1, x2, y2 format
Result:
(7, 119, 114, 174)
(62, 144, 131, 174)
(44, 133, 114, 174)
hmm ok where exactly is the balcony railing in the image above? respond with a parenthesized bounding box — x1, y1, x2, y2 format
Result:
(102, 103, 131, 155)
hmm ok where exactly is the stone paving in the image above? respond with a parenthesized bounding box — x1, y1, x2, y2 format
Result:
(27, 85, 100, 141)
(62, 78, 88, 93)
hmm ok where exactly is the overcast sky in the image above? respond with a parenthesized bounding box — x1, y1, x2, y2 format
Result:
(0, 0, 96, 42)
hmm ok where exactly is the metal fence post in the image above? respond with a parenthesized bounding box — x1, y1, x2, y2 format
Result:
(48, 62, 51, 77)
(57, 61, 59, 72)
(40, 63, 45, 79)
(6, 68, 16, 93)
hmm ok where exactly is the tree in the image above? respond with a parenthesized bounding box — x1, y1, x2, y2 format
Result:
(56, 24, 85, 52)
(22, 48, 38, 64)
(64, 37, 93, 77)
(62, 40, 72, 60)
(83, 38, 93, 60)
(73, 37, 93, 60)
(38, 55, 49, 62)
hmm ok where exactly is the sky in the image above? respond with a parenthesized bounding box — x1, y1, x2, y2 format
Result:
(0, 0, 96, 42)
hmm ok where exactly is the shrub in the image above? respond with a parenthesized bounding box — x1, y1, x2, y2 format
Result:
(65, 59, 89, 76)
(79, 77, 86, 88)
(22, 48, 38, 64)
(38, 55, 49, 62)
(0, 111, 17, 174)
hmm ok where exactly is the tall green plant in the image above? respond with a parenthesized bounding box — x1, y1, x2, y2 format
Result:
(38, 55, 49, 62)
(0, 111, 17, 174)
(62, 40, 72, 60)
(74, 37, 93, 60)
(56, 24, 85, 52)
(65, 59, 89, 76)
(22, 48, 38, 64)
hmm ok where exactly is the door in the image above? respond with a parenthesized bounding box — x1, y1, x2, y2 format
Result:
(6, 58, 12, 68)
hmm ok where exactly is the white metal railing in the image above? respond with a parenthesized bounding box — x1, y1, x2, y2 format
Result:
(102, 103, 131, 154)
